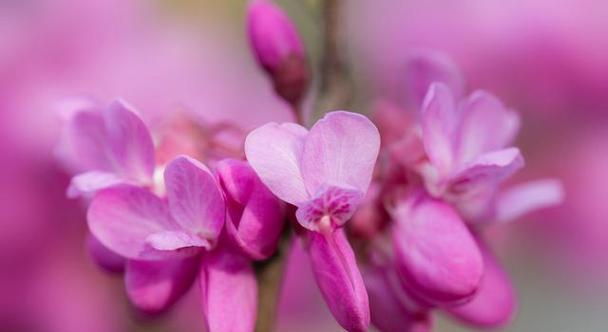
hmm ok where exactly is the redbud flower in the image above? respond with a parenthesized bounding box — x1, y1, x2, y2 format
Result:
(57, 99, 156, 198)
(418, 82, 524, 219)
(245, 111, 380, 332)
(247, 0, 309, 106)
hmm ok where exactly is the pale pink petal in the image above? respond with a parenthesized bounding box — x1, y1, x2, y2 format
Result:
(445, 239, 516, 328)
(455, 91, 521, 164)
(295, 185, 364, 232)
(86, 233, 125, 274)
(404, 50, 465, 109)
(421, 83, 459, 173)
(495, 179, 564, 222)
(245, 122, 309, 205)
(301, 111, 380, 195)
(217, 159, 285, 260)
(66, 171, 128, 198)
(102, 100, 155, 184)
(87, 185, 186, 260)
(304, 229, 370, 332)
(447, 148, 524, 197)
(392, 194, 483, 305)
(363, 264, 432, 332)
(58, 108, 113, 173)
(164, 156, 225, 246)
(146, 230, 211, 251)
(125, 256, 200, 314)
(199, 247, 257, 332)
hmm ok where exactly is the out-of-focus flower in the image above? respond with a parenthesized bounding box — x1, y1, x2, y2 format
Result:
(246, 0, 310, 108)
(245, 111, 380, 332)
(348, 51, 563, 332)
(392, 192, 483, 305)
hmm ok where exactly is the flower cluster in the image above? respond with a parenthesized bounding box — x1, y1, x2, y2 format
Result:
(55, 1, 563, 332)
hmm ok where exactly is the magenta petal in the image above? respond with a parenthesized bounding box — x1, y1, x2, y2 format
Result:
(301, 111, 380, 195)
(125, 256, 200, 315)
(455, 91, 521, 164)
(392, 194, 483, 305)
(103, 100, 155, 184)
(363, 264, 432, 332)
(247, 0, 305, 71)
(445, 239, 516, 328)
(164, 156, 225, 246)
(447, 148, 524, 196)
(421, 83, 459, 173)
(295, 185, 364, 232)
(67, 171, 128, 198)
(199, 248, 257, 332)
(86, 233, 125, 274)
(305, 229, 370, 332)
(87, 185, 186, 260)
(245, 122, 309, 205)
(495, 179, 564, 222)
(217, 159, 284, 260)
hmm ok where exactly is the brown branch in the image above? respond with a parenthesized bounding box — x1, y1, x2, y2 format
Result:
(315, 0, 353, 114)
(253, 224, 291, 332)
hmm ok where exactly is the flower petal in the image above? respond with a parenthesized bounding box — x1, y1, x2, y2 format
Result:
(125, 256, 200, 314)
(301, 111, 380, 195)
(455, 91, 521, 164)
(445, 239, 516, 328)
(86, 233, 125, 274)
(146, 230, 211, 251)
(363, 264, 432, 332)
(304, 229, 370, 332)
(67, 171, 128, 198)
(245, 122, 309, 205)
(421, 83, 459, 173)
(58, 107, 114, 173)
(102, 100, 155, 184)
(199, 247, 257, 332)
(217, 159, 285, 260)
(447, 147, 524, 197)
(87, 185, 186, 260)
(164, 156, 225, 246)
(392, 194, 483, 305)
(403, 50, 465, 109)
(495, 179, 565, 222)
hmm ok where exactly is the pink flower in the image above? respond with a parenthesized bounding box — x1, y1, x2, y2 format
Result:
(245, 111, 380, 332)
(88, 156, 224, 313)
(418, 82, 524, 219)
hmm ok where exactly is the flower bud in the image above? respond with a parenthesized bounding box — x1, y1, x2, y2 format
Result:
(247, 0, 310, 106)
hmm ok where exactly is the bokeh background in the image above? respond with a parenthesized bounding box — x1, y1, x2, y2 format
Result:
(1, 0, 607, 331)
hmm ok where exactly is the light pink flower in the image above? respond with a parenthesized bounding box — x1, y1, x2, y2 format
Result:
(418, 82, 524, 219)
(245, 111, 380, 332)
(88, 156, 224, 261)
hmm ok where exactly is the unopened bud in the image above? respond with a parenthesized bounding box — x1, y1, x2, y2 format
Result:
(247, 0, 310, 106)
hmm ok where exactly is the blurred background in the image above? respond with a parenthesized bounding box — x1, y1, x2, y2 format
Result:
(1, 0, 607, 331)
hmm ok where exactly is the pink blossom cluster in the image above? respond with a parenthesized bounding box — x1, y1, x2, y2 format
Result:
(55, 1, 563, 331)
